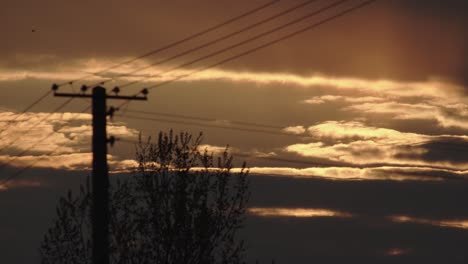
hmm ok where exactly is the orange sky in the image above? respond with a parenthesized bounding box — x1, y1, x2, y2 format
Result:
(1, 0, 468, 263)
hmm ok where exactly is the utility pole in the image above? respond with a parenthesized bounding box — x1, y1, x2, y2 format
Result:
(52, 84, 147, 264)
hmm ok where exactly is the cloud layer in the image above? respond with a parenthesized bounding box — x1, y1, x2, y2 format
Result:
(0, 111, 139, 186)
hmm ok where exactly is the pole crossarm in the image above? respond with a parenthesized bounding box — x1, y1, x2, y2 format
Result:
(52, 84, 148, 101)
(54, 92, 147, 101)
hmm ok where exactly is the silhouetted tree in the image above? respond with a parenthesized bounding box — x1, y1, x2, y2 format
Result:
(40, 131, 249, 264)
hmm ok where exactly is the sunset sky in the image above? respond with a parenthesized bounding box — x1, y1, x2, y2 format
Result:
(1, 0, 468, 263)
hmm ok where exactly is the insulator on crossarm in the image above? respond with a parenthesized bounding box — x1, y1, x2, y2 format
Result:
(141, 88, 149, 97)
(81, 85, 88, 93)
(112, 86, 120, 95)
(51, 83, 59, 92)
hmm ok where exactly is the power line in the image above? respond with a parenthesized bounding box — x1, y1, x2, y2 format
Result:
(124, 108, 284, 129)
(117, 137, 350, 168)
(118, 138, 468, 181)
(4, 114, 467, 187)
(0, 145, 63, 188)
(56, 0, 280, 88)
(112, 0, 375, 111)
(121, 0, 377, 95)
(0, 97, 75, 154)
(99, 0, 320, 87)
(2, 134, 464, 190)
(0, 101, 89, 171)
(118, 0, 352, 89)
(117, 110, 468, 153)
(115, 113, 306, 138)
(0, 104, 92, 186)
(112, 0, 377, 113)
(0, 90, 52, 135)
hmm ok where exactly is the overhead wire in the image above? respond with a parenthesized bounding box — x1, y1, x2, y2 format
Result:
(113, 0, 377, 111)
(117, 0, 353, 89)
(0, 104, 93, 187)
(0, 102, 90, 171)
(112, 0, 377, 114)
(115, 113, 306, 138)
(117, 137, 351, 168)
(0, 144, 64, 188)
(95, 0, 320, 87)
(0, 97, 75, 154)
(117, 138, 468, 181)
(113, 0, 377, 104)
(117, 109, 468, 153)
(123, 108, 284, 130)
(6, 110, 468, 186)
(56, 0, 280, 88)
(0, 90, 53, 135)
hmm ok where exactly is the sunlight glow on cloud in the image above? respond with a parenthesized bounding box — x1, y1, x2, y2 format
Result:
(248, 207, 352, 218)
(3, 109, 467, 182)
(199, 145, 276, 159)
(198, 144, 232, 155)
(0, 153, 137, 171)
(286, 140, 428, 167)
(284, 121, 468, 170)
(0, 179, 42, 191)
(305, 121, 425, 142)
(2, 58, 468, 184)
(0, 111, 139, 175)
(385, 248, 408, 256)
(282, 125, 306, 135)
(237, 166, 455, 181)
(0, 153, 93, 170)
(0, 112, 139, 155)
(390, 215, 468, 230)
(346, 101, 468, 130)
(304, 95, 386, 105)
(0, 57, 463, 100)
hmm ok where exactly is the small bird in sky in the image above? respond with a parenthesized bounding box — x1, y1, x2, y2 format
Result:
(32, 29, 36, 33)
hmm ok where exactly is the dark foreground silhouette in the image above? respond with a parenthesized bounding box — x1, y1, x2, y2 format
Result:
(40, 131, 249, 264)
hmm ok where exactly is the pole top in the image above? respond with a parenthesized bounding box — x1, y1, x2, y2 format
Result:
(93, 86, 106, 95)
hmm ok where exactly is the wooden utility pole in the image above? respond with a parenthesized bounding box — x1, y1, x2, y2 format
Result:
(53, 85, 147, 264)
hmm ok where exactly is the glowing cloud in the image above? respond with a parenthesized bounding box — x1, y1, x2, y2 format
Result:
(248, 207, 352, 218)
(304, 95, 386, 105)
(385, 248, 408, 256)
(0, 179, 42, 191)
(198, 144, 231, 155)
(390, 215, 468, 230)
(0, 111, 139, 155)
(0, 57, 463, 101)
(284, 121, 468, 170)
(0, 153, 137, 171)
(282, 125, 306, 135)
(346, 101, 468, 130)
(236, 166, 458, 181)
(305, 121, 425, 143)
(0, 111, 140, 180)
